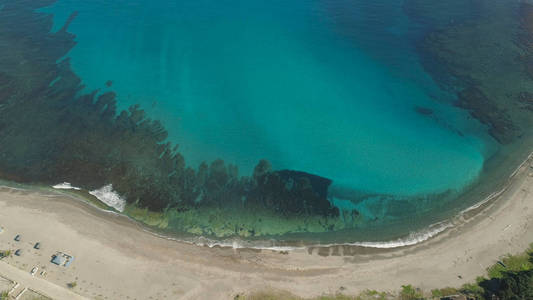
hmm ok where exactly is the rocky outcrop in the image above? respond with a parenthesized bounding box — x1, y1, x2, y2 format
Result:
(248, 167, 339, 217)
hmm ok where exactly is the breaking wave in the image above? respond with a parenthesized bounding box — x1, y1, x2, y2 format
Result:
(176, 220, 455, 251)
(89, 184, 126, 212)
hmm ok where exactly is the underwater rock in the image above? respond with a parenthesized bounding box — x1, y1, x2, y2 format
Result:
(414, 106, 434, 116)
(276, 170, 337, 217)
(248, 167, 339, 217)
(276, 170, 331, 199)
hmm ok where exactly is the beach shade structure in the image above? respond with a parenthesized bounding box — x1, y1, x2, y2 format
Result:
(51, 255, 66, 266)
(34, 242, 41, 250)
(14, 249, 21, 256)
(14, 234, 20, 241)
(51, 252, 74, 267)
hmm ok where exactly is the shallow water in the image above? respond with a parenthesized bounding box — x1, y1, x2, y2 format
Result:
(45, 0, 494, 199)
(4, 0, 528, 242)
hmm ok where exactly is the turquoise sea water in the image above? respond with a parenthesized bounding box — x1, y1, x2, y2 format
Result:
(43, 0, 497, 235)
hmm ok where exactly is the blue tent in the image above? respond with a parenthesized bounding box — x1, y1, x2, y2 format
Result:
(51, 255, 65, 265)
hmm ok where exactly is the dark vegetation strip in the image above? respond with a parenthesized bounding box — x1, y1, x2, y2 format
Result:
(235, 246, 533, 299)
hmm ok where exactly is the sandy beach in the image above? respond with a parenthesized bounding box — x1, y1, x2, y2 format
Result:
(0, 154, 532, 299)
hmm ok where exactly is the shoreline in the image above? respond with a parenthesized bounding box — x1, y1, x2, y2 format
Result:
(1, 150, 531, 253)
(53, 150, 533, 250)
(0, 1, 532, 298)
(0, 151, 531, 299)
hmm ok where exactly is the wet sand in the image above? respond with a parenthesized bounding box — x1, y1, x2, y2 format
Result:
(0, 154, 532, 299)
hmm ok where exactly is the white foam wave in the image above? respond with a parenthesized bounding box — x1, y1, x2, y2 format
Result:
(52, 182, 81, 190)
(134, 227, 303, 251)
(189, 236, 305, 251)
(167, 221, 453, 251)
(509, 152, 533, 178)
(316, 221, 454, 249)
(89, 184, 126, 212)
(461, 151, 533, 215)
(460, 189, 505, 215)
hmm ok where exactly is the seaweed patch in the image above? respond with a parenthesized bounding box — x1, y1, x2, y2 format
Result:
(410, 0, 533, 144)
(0, 0, 343, 237)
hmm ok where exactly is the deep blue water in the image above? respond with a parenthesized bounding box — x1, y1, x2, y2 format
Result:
(44, 0, 497, 221)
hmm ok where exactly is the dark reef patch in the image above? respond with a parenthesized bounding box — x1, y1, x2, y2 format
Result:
(518, 92, 533, 112)
(248, 166, 338, 217)
(403, 0, 482, 32)
(414, 106, 433, 116)
(408, 0, 533, 144)
(456, 87, 517, 144)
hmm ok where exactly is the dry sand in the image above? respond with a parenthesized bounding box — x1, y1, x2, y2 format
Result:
(0, 155, 532, 300)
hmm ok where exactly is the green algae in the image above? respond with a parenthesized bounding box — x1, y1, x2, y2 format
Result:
(124, 205, 169, 229)
(124, 204, 364, 238)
